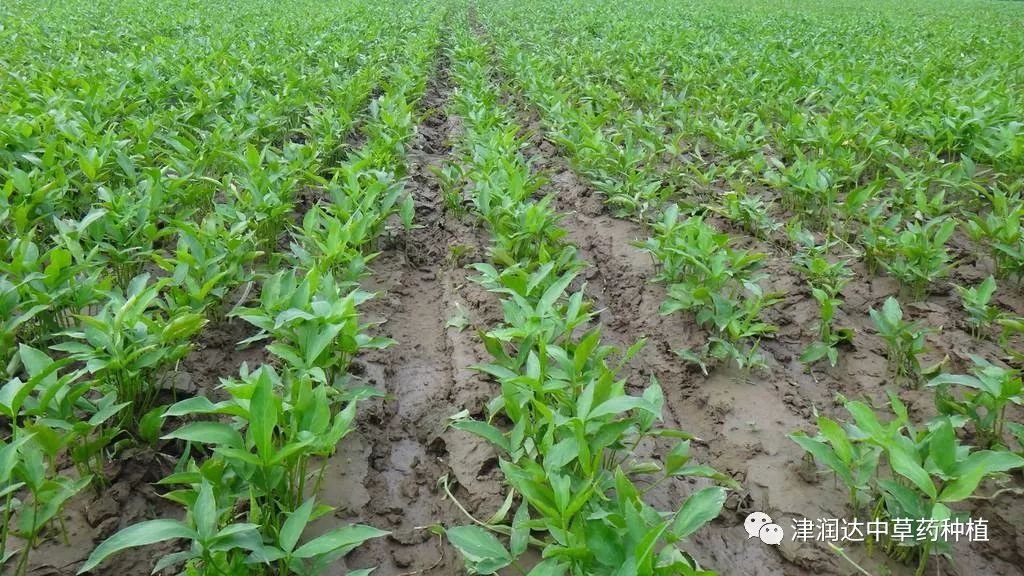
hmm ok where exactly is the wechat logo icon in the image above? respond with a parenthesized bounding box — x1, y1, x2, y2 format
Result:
(744, 512, 784, 545)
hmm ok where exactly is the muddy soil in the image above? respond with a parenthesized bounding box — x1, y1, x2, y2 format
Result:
(313, 53, 511, 575)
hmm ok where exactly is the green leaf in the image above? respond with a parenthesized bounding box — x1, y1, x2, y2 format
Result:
(844, 401, 886, 442)
(87, 400, 130, 427)
(940, 450, 1024, 502)
(78, 520, 196, 573)
(250, 369, 277, 464)
(161, 313, 206, 341)
(292, 524, 388, 559)
(929, 419, 956, 476)
(800, 342, 832, 365)
(164, 396, 219, 417)
(587, 395, 658, 420)
(671, 486, 726, 540)
(450, 419, 510, 453)
(511, 502, 529, 558)
(817, 417, 854, 465)
(0, 433, 34, 481)
(665, 441, 691, 476)
(194, 481, 218, 541)
(280, 498, 315, 554)
(526, 559, 566, 576)
(445, 525, 512, 575)
(544, 437, 579, 471)
(789, 431, 853, 487)
(138, 405, 166, 445)
(163, 422, 243, 449)
(878, 479, 926, 517)
(151, 550, 199, 573)
(888, 445, 936, 500)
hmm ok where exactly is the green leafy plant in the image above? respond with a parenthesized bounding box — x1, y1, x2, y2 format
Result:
(0, 425, 93, 576)
(713, 183, 781, 240)
(0, 236, 102, 348)
(231, 267, 393, 387)
(790, 414, 881, 511)
(880, 217, 957, 299)
(870, 297, 929, 386)
(80, 480, 387, 576)
(80, 478, 266, 575)
(792, 394, 1024, 576)
(965, 188, 1024, 280)
(954, 276, 1000, 337)
(801, 286, 854, 368)
(52, 273, 206, 423)
(443, 26, 733, 575)
(154, 216, 259, 319)
(791, 229, 854, 367)
(0, 345, 129, 482)
(642, 204, 778, 372)
(928, 355, 1022, 449)
(162, 364, 371, 529)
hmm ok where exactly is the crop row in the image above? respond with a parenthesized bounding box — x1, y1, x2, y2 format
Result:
(439, 13, 736, 576)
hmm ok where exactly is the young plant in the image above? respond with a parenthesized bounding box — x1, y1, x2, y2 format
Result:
(879, 217, 957, 299)
(248, 497, 388, 576)
(800, 286, 854, 368)
(790, 229, 855, 367)
(964, 188, 1024, 280)
(79, 478, 265, 575)
(870, 297, 929, 386)
(225, 144, 302, 258)
(1, 236, 102, 347)
(154, 216, 258, 319)
(162, 364, 378, 536)
(80, 480, 387, 576)
(714, 183, 781, 240)
(52, 274, 206, 423)
(1, 344, 130, 479)
(861, 210, 900, 277)
(75, 191, 160, 289)
(789, 414, 881, 511)
(791, 394, 1024, 576)
(928, 355, 1022, 449)
(449, 297, 733, 575)
(288, 204, 379, 287)
(1, 427, 93, 576)
(789, 227, 853, 291)
(643, 205, 778, 372)
(231, 267, 393, 387)
(954, 276, 999, 337)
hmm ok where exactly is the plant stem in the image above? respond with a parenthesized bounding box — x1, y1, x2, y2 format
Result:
(915, 538, 931, 576)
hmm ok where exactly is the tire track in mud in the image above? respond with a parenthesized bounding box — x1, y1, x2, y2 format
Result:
(314, 50, 509, 575)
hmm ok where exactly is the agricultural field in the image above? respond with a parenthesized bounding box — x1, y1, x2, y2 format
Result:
(1, 0, 1024, 574)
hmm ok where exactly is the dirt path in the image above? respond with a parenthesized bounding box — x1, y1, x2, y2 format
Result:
(318, 51, 510, 575)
